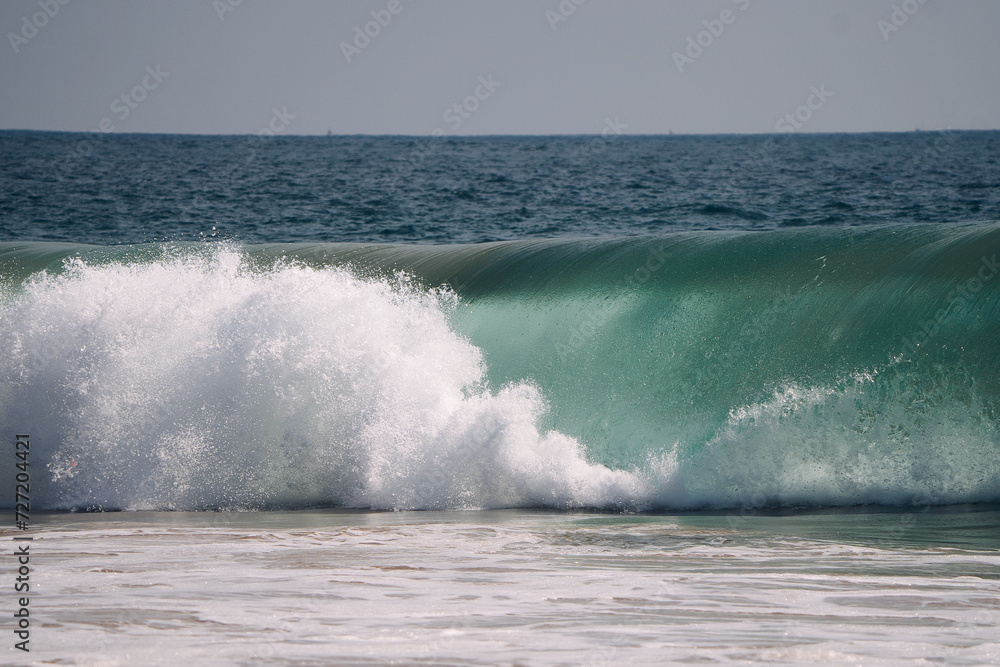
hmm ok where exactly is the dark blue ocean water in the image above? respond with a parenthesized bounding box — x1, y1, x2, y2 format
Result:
(2, 130, 999, 243)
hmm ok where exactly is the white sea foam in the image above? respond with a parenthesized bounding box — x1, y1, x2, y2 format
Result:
(0, 248, 644, 510)
(23, 512, 1000, 666)
(680, 373, 1000, 508)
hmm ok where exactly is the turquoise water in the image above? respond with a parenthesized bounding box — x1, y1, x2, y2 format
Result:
(1, 223, 998, 511)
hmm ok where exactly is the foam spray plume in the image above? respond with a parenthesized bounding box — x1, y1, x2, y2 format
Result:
(0, 248, 648, 510)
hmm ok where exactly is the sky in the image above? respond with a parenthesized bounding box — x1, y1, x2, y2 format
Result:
(1, 0, 998, 136)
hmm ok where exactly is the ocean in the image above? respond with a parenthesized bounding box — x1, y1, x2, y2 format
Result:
(2, 130, 999, 664)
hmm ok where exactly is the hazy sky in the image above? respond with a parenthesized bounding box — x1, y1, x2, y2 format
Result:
(2, 0, 998, 135)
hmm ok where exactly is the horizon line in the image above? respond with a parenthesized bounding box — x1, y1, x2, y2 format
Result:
(2, 128, 998, 138)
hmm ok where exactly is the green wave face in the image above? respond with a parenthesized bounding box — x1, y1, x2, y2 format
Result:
(263, 226, 1000, 469)
(1, 224, 999, 509)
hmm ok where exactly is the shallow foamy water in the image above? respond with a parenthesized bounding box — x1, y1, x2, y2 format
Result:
(7, 506, 999, 665)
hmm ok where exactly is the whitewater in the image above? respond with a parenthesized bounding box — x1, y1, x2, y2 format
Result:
(2, 247, 647, 511)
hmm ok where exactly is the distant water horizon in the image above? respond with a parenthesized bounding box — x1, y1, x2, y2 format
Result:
(4, 130, 999, 245)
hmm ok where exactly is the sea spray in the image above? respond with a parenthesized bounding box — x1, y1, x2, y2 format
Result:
(0, 248, 644, 510)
